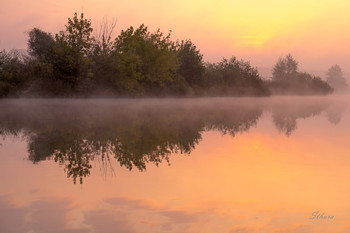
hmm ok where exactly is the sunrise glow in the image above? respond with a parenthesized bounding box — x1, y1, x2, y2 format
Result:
(1, 0, 350, 70)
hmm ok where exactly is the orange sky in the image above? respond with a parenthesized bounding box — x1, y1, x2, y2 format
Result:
(1, 0, 350, 73)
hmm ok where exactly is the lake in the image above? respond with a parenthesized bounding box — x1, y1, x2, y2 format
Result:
(0, 96, 349, 233)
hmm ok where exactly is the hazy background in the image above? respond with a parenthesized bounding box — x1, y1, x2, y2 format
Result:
(1, 0, 350, 79)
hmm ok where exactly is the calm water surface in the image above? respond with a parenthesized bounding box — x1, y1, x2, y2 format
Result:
(0, 97, 349, 233)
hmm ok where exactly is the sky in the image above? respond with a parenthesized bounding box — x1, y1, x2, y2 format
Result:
(1, 0, 350, 75)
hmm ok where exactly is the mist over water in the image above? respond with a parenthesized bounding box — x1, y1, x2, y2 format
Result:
(0, 96, 350, 233)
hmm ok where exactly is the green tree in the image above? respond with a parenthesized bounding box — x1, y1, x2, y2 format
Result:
(204, 57, 269, 96)
(53, 12, 94, 90)
(113, 24, 187, 95)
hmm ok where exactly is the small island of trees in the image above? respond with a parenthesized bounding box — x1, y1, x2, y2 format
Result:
(0, 12, 346, 98)
(266, 54, 334, 95)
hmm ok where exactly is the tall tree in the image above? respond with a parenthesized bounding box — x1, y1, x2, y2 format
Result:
(272, 54, 298, 81)
(53, 12, 94, 90)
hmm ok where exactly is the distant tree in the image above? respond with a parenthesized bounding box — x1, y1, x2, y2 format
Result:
(298, 72, 333, 95)
(268, 54, 332, 95)
(272, 54, 298, 81)
(326, 65, 349, 92)
(175, 40, 205, 89)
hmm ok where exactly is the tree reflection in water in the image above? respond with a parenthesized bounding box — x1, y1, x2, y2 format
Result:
(0, 97, 346, 183)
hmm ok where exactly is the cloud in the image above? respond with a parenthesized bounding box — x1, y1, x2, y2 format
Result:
(0, 196, 28, 233)
(271, 223, 309, 233)
(104, 197, 155, 210)
(160, 210, 198, 224)
(84, 209, 135, 233)
(0, 196, 89, 233)
(102, 197, 201, 232)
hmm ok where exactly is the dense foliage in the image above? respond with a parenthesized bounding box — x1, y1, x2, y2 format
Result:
(0, 13, 337, 97)
(204, 57, 270, 96)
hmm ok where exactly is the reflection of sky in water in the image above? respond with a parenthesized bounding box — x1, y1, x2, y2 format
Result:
(0, 97, 350, 233)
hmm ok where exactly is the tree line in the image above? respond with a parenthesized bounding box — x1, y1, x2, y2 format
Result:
(266, 54, 348, 95)
(0, 12, 347, 97)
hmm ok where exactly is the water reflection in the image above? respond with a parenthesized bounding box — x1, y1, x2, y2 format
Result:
(326, 101, 347, 125)
(271, 98, 331, 136)
(0, 97, 346, 183)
